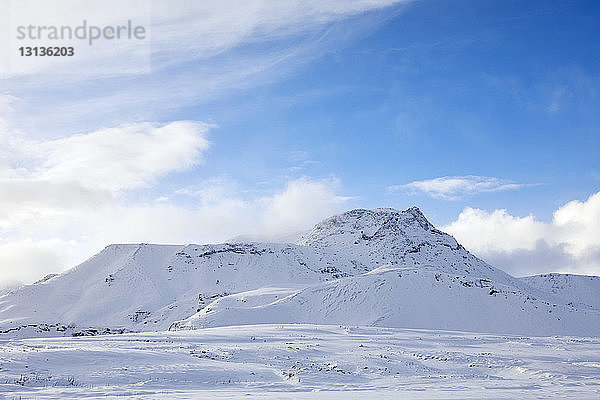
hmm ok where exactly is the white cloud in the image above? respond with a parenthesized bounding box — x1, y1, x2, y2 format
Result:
(0, 179, 112, 230)
(391, 175, 531, 200)
(552, 193, 600, 254)
(260, 177, 349, 233)
(0, 239, 80, 288)
(86, 177, 349, 245)
(35, 121, 211, 191)
(1, 120, 210, 190)
(444, 191, 600, 276)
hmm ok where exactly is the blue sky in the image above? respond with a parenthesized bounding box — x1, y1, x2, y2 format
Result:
(1, 0, 599, 284)
(187, 0, 600, 223)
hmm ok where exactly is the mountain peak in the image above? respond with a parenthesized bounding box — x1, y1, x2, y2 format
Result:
(402, 206, 433, 230)
(404, 205, 424, 216)
(296, 206, 505, 279)
(299, 207, 435, 247)
(340, 206, 429, 222)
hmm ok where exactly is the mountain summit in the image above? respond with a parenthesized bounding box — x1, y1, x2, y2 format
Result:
(299, 207, 507, 281)
(1, 207, 599, 338)
(301, 207, 458, 257)
(300, 207, 437, 248)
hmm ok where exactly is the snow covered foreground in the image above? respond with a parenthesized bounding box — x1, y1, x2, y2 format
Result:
(1, 324, 599, 399)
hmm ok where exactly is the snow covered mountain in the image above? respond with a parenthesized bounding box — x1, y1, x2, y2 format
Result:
(298, 207, 514, 282)
(0, 242, 354, 335)
(1, 207, 598, 337)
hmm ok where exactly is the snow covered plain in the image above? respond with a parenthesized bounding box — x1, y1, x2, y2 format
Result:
(2, 324, 599, 399)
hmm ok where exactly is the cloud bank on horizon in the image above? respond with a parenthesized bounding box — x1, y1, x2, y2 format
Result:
(1, 0, 599, 286)
(444, 191, 600, 277)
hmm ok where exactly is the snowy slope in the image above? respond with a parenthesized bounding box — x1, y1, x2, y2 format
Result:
(520, 273, 600, 310)
(172, 266, 600, 336)
(0, 242, 354, 334)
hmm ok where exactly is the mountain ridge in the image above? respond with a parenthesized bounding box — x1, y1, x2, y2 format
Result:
(1, 207, 598, 338)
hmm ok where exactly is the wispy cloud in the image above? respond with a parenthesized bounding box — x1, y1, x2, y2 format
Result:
(3, 0, 408, 78)
(2, 1, 409, 136)
(389, 175, 533, 200)
(483, 66, 600, 116)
